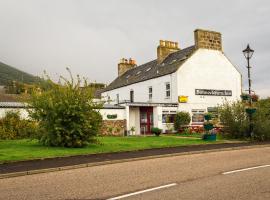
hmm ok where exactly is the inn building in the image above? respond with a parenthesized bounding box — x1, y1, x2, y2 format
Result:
(100, 29, 242, 135)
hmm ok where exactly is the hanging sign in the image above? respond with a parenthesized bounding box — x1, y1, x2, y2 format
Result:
(178, 96, 188, 103)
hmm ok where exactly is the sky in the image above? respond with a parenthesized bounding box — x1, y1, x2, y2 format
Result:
(0, 0, 269, 97)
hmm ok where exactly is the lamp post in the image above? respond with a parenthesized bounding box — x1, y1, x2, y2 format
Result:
(242, 44, 254, 137)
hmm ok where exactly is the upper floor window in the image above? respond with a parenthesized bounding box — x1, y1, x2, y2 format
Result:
(130, 90, 134, 103)
(165, 82, 171, 98)
(116, 94, 119, 104)
(149, 86, 152, 100)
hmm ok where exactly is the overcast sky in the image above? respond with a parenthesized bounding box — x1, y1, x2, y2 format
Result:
(0, 0, 269, 97)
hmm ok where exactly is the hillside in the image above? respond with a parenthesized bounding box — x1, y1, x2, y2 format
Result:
(0, 61, 39, 85)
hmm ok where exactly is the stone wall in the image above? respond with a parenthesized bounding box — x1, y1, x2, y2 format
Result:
(194, 29, 222, 51)
(100, 120, 126, 136)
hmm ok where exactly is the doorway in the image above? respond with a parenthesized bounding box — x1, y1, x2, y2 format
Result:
(140, 107, 153, 134)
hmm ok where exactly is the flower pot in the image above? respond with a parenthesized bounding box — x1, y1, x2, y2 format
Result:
(203, 134, 216, 141)
(245, 108, 256, 115)
(241, 94, 249, 101)
(204, 123, 213, 131)
(204, 114, 212, 121)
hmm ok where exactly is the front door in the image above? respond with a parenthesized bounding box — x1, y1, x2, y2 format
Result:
(140, 107, 153, 134)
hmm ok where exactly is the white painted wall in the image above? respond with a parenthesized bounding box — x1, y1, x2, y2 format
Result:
(176, 49, 242, 113)
(129, 107, 140, 135)
(99, 108, 125, 120)
(0, 108, 29, 119)
(101, 73, 178, 104)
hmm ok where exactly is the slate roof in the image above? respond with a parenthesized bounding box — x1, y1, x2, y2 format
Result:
(103, 45, 195, 92)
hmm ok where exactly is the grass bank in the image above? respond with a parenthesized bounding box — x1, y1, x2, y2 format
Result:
(0, 136, 224, 163)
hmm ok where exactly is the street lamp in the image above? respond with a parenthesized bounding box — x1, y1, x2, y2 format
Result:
(242, 44, 254, 137)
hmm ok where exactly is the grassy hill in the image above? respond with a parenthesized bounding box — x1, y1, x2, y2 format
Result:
(0, 61, 39, 85)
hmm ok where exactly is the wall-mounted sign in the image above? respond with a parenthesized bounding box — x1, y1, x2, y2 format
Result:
(195, 89, 232, 96)
(178, 96, 188, 103)
(107, 114, 117, 119)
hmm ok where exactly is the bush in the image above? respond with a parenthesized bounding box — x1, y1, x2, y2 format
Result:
(27, 69, 103, 147)
(253, 99, 270, 141)
(174, 111, 191, 131)
(0, 111, 38, 140)
(151, 127, 162, 136)
(219, 101, 249, 139)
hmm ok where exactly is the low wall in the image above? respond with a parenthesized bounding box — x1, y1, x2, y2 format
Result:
(100, 120, 126, 136)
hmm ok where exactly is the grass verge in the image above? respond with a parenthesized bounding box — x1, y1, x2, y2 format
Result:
(0, 135, 224, 163)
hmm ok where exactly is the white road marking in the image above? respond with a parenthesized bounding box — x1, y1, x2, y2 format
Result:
(107, 183, 177, 200)
(222, 164, 270, 175)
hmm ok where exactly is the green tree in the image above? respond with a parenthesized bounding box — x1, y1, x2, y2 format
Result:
(28, 69, 103, 147)
(219, 101, 248, 139)
(174, 111, 191, 131)
(253, 98, 270, 141)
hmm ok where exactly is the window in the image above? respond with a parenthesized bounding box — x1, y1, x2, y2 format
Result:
(165, 82, 171, 98)
(149, 86, 152, 100)
(116, 94, 119, 104)
(192, 109, 205, 123)
(130, 90, 134, 102)
(162, 114, 175, 123)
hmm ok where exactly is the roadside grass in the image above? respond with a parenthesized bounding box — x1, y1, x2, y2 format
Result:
(0, 135, 224, 163)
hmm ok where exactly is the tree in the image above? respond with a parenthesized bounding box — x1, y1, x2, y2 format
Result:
(28, 69, 103, 147)
(174, 111, 191, 131)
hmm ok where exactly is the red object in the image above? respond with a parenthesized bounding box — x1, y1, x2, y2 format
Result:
(140, 107, 153, 134)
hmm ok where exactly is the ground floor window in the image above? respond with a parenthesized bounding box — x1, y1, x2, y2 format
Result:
(192, 109, 205, 123)
(162, 114, 175, 123)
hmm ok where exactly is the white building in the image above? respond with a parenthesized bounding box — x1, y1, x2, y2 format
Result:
(101, 29, 242, 135)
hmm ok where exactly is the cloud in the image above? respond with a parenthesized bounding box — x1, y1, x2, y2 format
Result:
(0, 0, 269, 97)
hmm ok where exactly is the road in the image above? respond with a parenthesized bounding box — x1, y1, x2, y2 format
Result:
(0, 146, 270, 200)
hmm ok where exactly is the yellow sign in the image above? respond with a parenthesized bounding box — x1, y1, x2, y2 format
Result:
(178, 96, 188, 103)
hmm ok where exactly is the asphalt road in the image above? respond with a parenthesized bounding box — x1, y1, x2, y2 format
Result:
(0, 146, 269, 200)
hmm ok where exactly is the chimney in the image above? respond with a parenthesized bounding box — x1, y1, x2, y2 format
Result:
(157, 40, 180, 64)
(194, 29, 222, 51)
(118, 58, 136, 76)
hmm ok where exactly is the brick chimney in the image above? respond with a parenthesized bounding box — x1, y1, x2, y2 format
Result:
(118, 58, 136, 76)
(194, 29, 222, 51)
(157, 40, 180, 64)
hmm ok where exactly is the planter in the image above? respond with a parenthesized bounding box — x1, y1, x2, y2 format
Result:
(203, 134, 217, 141)
(245, 108, 256, 115)
(251, 95, 259, 102)
(204, 123, 214, 131)
(241, 94, 250, 101)
(204, 114, 212, 121)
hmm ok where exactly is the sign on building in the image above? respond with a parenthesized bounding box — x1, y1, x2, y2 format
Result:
(178, 96, 188, 103)
(195, 89, 232, 96)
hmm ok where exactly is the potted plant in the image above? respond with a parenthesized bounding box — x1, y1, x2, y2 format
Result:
(151, 127, 162, 137)
(130, 126, 135, 135)
(202, 113, 216, 141)
(240, 93, 250, 101)
(245, 107, 257, 115)
(251, 94, 259, 102)
(204, 113, 212, 121)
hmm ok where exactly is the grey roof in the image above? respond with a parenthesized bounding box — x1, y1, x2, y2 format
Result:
(103, 45, 195, 92)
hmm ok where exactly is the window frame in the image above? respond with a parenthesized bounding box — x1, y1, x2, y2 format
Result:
(165, 82, 171, 98)
(148, 86, 153, 101)
(130, 90, 134, 103)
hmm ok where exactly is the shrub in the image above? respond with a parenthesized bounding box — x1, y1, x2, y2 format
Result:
(219, 101, 249, 139)
(27, 69, 103, 147)
(0, 111, 38, 140)
(174, 111, 191, 131)
(253, 98, 270, 141)
(151, 127, 162, 136)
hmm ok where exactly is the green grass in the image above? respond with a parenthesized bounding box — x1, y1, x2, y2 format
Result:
(0, 136, 223, 163)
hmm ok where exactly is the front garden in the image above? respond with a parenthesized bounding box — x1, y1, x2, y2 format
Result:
(0, 136, 224, 163)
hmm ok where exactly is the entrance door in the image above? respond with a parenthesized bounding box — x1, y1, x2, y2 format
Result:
(140, 107, 153, 134)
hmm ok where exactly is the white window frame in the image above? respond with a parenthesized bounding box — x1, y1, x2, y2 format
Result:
(148, 86, 152, 101)
(165, 82, 171, 98)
